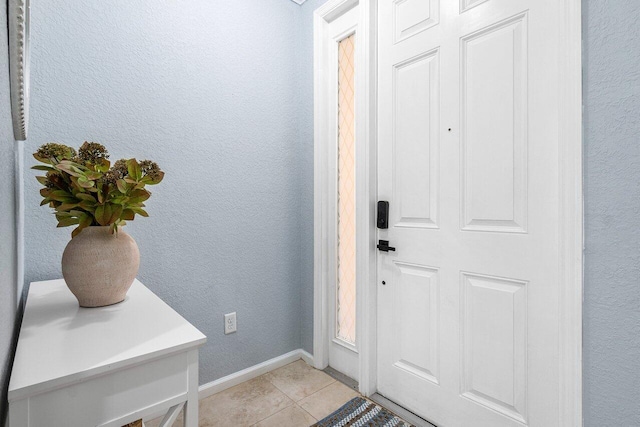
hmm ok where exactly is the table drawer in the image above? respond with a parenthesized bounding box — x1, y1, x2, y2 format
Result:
(10, 352, 189, 427)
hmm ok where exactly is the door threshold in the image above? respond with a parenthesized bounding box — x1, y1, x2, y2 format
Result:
(322, 366, 436, 427)
(369, 393, 437, 427)
(322, 366, 359, 392)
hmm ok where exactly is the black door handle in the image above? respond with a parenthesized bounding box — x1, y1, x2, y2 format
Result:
(377, 240, 396, 252)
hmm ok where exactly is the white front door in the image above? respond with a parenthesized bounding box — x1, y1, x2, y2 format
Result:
(377, 0, 563, 426)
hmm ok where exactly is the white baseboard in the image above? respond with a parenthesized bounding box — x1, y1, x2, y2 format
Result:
(299, 349, 314, 366)
(198, 349, 314, 399)
(144, 349, 314, 421)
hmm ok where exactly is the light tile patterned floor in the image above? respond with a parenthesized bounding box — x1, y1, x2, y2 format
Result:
(146, 359, 360, 427)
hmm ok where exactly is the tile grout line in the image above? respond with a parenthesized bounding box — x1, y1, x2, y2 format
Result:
(260, 372, 298, 423)
(250, 361, 340, 425)
(296, 403, 319, 424)
(261, 367, 337, 403)
(258, 372, 291, 401)
(298, 377, 339, 402)
(297, 379, 362, 423)
(227, 372, 297, 427)
(291, 376, 338, 403)
(248, 401, 296, 427)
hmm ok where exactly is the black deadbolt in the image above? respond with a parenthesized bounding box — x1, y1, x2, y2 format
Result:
(377, 201, 389, 229)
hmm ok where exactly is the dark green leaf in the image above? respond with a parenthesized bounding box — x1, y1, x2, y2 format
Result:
(130, 189, 151, 201)
(78, 201, 96, 212)
(76, 176, 95, 189)
(116, 179, 128, 194)
(48, 190, 76, 203)
(95, 158, 111, 173)
(55, 163, 82, 177)
(57, 217, 79, 228)
(108, 205, 123, 224)
(84, 171, 102, 180)
(33, 153, 53, 164)
(122, 209, 135, 221)
(55, 203, 78, 212)
(75, 193, 96, 202)
(131, 207, 149, 217)
(147, 171, 164, 185)
(72, 213, 93, 238)
(127, 159, 142, 181)
(94, 204, 113, 226)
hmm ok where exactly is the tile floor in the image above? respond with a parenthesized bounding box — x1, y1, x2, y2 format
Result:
(146, 359, 360, 427)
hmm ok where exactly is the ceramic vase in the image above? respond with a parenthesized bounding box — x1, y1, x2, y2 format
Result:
(61, 226, 140, 307)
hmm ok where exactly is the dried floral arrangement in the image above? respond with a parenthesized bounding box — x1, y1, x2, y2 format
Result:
(33, 142, 164, 237)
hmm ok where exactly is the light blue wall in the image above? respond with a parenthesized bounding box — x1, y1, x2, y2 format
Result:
(23, 0, 303, 384)
(12, 1, 640, 425)
(583, 1, 640, 425)
(0, 0, 22, 423)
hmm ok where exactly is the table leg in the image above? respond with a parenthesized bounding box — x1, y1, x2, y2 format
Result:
(184, 349, 199, 427)
(158, 403, 185, 427)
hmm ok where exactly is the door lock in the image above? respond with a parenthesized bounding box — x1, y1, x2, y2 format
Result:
(377, 240, 396, 252)
(377, 201, 389, 229)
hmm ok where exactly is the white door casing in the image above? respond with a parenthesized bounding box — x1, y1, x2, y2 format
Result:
(376, 0, 581, 426)
(314, 0, 378, 386)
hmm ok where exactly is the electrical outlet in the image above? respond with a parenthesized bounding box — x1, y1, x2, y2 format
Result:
(224, 312, 237, 335)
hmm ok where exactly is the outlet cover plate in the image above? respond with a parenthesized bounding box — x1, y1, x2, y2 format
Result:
(224, 312, 237, 335)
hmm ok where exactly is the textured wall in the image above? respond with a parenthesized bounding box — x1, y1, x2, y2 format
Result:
(23, 0, 303, 384)
(0, 0, 21, 423)
(14, 1, 640, 425)
(583, 1, 640, 425)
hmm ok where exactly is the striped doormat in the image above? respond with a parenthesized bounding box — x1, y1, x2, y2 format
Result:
(312, 397, 414, 427)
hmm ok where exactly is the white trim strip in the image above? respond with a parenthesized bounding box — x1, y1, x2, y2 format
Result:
(299, 349, 315, 366)
(198, 349, 315, 400)
(557, 1, 583, 425)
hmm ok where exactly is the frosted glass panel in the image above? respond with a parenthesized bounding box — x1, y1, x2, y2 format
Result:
(337, 34, 356, 344)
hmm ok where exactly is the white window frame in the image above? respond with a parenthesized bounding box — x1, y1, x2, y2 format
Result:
(313, 0, 377, 392)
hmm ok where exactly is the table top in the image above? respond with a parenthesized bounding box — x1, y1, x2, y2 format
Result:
(8, 279, 206, 402)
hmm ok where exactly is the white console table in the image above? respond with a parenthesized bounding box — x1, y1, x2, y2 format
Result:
(8, 279, 206, 427)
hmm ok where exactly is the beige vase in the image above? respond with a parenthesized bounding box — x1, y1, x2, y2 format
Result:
(61, 226, 140, 308)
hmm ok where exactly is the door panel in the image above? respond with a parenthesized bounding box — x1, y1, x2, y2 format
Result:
(393, 0, 440, 44)
(461, 272, 528, 424)
(377, 0, 561, 425)
(461, 14, 528, 233)
(460, 0, 490, 14)
(393, 50, 439, 229)
(392, 262, 440, 385)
